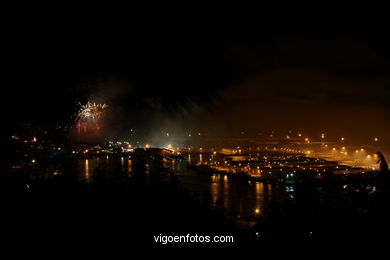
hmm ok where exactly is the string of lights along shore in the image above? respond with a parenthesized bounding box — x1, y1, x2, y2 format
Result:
(92, 124, 383, 169)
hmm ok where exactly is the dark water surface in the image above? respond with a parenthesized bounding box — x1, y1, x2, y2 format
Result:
(74, 157, 284, 222)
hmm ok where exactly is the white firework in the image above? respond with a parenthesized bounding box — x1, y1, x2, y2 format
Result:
(76, 102, 107, 122)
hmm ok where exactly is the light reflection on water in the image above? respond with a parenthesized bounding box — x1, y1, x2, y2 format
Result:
(76, 158, 276, 219)
(85, 159, 89, 182)
(127, 159, 132, 174)
(254, 182, 264, 215)
(76, 157, 133, 181)
(209, 174, 278, 219)
(177, 161, 276, 219)
(121, 157, 124, 172)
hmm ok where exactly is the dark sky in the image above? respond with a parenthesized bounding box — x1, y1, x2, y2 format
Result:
(4, 7, 390, 144)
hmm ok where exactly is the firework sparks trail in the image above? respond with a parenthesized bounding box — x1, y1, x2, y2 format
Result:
(74, 102, 108, 136)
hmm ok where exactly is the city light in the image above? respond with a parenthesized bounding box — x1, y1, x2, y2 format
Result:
(6, 23, 390, 244)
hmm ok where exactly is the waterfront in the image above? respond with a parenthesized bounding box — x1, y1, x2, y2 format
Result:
(69, 149, 386, 235)
(74, 156, 282, 223)
(2, 140, 390, 248)
(4, 14, 390, 248)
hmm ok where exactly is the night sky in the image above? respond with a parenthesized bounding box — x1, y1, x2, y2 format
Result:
(4, 7, 390, 144)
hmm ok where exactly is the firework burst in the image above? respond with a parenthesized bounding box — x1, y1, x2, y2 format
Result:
(76, 102, 108, 122)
